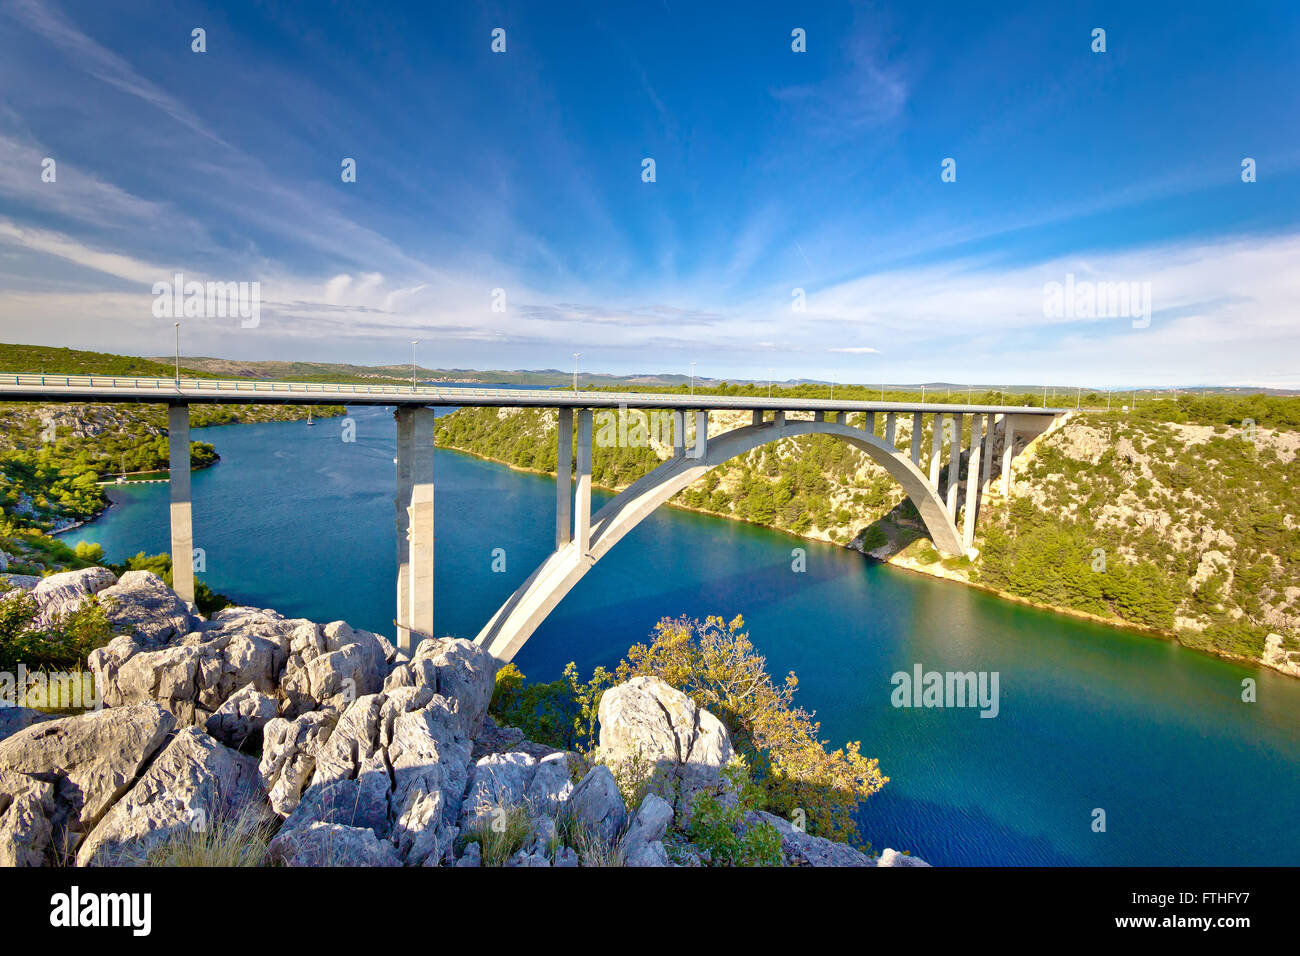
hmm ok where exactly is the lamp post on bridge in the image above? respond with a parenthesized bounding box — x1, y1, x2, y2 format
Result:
(173, 322, 180, 390)
(768, 369, 774, 399)
(572, 353, 581, 395)
(689, 361, 696, 397)
(411, 340, 419, 393)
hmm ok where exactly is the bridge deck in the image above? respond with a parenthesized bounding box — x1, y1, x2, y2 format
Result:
(0, 373, 1065, 415)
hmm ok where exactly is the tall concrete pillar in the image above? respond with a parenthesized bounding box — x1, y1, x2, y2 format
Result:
(1001, 418, 1017, 496)
(864, 411, 876, 435)
(929, 413, 944, 486)
(575, 408, 593, 552)
(672, 409, 686, 457)
(962, 415, 984, 550)
(395, 406, 435, 655)
(774, 411, 785, 427)
(910, 412, 923, 464)
(167, 404, 195, 605)
(980, 413, 997, 498)
(556, 410, 572, 549)
(690, 409, 708, 458)
(751, 409, 763, 426)
(813, 410, 824, 423)
(946, 413, 964, 516)
(885, 412, 897, 448)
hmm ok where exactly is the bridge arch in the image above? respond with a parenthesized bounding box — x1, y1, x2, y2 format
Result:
(476, 417, 963, 662)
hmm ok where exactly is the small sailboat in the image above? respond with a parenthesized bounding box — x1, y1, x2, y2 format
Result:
(306, 410, 315, 426)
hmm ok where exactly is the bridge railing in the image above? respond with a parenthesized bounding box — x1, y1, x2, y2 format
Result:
(0, 373, 1062, 413)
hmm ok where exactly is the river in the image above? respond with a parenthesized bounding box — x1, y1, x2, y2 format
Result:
(62, 405, 1300, 865)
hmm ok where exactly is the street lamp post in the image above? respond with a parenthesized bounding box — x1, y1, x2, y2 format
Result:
(768, 369, 774, 399)
(173, 323, 180, 389)
(572, 353, 581, 394)
(689, 361, 696, 397)
(411, 340, 418, 392)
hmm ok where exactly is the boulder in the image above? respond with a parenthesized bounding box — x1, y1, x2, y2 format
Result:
(97, 571, 197, 645)
(383, 637, 497, 737)
(459, 751, 536, 828)
(525, 752, 575, 816)
(0, 549, 8, 572)
(0, 703, 175, 847)
(205, 683, 279, 749)
(0, 706, 53, 744)
(29, 567, 117, 626)
(620, 793, 673, 849)
(283, 687, 474, 867)
(77, 727, 264, 866)
(597, 676, 733, 820)
(0, 768, 56, 866)
(270, 822, 402, 867)
(259, 709, 340, 816)
(553, 846, 580, 867)
(280, 621, 388, 715)
(1, 574, 40, 590)
(565, 764, 627, 845)
(876, 847, 931, 867)
(471, 715, 527, 759)
(622, 839, 669, 867)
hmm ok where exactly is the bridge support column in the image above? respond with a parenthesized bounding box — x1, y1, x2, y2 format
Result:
(946, 413, 964, 516)
(813, 410, 824, 423)
(167, 404, 195, 605)
(556, 410, 572, 548)
(929, 413, 943, 486)
(1001, 417, 1017, 496)
(864, 411, 875, 435)
(910, 412, 923, 464)
(774, 411, 785, 427)
(395, 406, 435, 655)
(962, 415, 984, 550)
(575, 408, 593, 552)
(690, 410, 708, 458)
(752, 410, 763, 426)
(885, 412, 897, 448)
(980, 413, 997, 499)
(672, 409, 686, 457)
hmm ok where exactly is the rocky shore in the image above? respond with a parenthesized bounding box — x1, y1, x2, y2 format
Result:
(0, 567, 926, 867)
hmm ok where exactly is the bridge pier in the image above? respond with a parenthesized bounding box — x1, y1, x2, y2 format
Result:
(395, 406, 435, 655)
(556, 410, 572, 548)
(980, 413, 997, 499)
(946, 413, 964, 516)
(690, 410, 708, 458)
(962, 414, 985, 550)
(752, 409, 763, 426)
(910, 412, 923, 464)
(929, 413, 944, 486)
(885, 412, 897, 448)
(167, 404, 195, 605)
(864, 411, 876, 435)
(575, 408, 593, 552)
(1001, 417, 1017, 496)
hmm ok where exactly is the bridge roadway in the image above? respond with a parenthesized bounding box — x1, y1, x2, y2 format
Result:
(1, 371, 1066, 658)
(0, 372, 1066, 416)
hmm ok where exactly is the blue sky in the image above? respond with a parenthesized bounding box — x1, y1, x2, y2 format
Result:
(1, 0, 1298, 386)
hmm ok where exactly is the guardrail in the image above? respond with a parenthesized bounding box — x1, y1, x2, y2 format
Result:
(0, 373, 1064, 413)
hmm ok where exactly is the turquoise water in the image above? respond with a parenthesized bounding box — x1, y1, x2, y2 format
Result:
(64, 406, 1300, 866)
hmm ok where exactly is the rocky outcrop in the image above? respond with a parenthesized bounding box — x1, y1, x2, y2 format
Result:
(0, 703, 175, 858)
(77, 727, 262, 866)
(0, 571, 918, 868)
(597, 675, 733, 820)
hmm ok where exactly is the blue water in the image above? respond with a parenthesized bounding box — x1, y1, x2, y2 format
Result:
(64, 406, 1300, 865)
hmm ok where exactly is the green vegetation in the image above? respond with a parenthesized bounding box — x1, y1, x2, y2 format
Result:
(0, 583, 113, 673)
(685, 764, 785, 867)
(112, 552, 232, 616)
